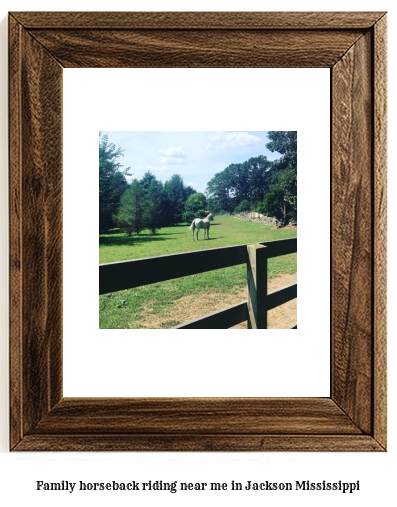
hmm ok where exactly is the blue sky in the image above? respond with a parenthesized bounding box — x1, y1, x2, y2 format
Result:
(101, 131, 280, 193)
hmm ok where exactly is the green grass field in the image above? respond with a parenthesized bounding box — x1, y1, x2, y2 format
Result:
(99, 215, 297, 329)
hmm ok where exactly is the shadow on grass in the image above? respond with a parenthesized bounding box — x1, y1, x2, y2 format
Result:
(159, 232, 186, 236)
(100, 228, 122, 235)
(194, 237, 224, 241)
(99, 235, 172, 247)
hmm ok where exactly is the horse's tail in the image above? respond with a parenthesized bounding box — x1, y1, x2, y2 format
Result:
(189, 220, 195, 230)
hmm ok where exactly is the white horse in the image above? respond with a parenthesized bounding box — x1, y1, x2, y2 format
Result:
(189, 213, 214, 240)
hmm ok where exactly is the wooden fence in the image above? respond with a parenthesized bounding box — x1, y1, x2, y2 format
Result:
(100, 238, 297, 329)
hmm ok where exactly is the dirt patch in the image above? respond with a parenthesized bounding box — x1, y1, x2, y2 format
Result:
(138, 272, 297, 329)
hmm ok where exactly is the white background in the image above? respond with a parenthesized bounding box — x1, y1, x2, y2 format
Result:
(0, 1, 395, 507)
(63, 68, 330, 398)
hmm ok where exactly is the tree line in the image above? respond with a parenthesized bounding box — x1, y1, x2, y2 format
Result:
(99, 131, 297, 235)
(206, 131, 297, 226)
(99, 133, 209, 235)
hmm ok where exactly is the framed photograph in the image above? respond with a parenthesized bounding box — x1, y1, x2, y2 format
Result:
(9, 11, 387, 451)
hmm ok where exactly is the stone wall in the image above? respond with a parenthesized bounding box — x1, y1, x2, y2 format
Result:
(233, 212, 297, 229)
(233, 212, 281, 228)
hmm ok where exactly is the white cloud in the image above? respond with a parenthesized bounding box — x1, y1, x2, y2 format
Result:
(207, 131, 263, 148)
(158, 146, 186, 164)
(158, 147, 185, 156)
(160, 156, 184, 164)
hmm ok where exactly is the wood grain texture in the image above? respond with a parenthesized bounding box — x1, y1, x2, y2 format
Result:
(32, 398, 363, 435)
(28, 29, 363, 68)
(332, 32, 373, 434)
(373, 14, 387, 449)
(9, 15, 23, 450)
(9, 16, 64, 448)
(13, 434, 383, 452)
(11, 11, 386, 29)
(8, 11, 387, 452)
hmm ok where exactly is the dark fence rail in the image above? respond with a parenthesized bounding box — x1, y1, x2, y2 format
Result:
(174, 301, 248, 330)
(99, 238, 297, 329)
(99, 238, 297, 295)
(174, 275, 297, 329)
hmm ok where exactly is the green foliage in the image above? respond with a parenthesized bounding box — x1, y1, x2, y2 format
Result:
(99, 133, 130, 232)
(184, 185, 196, 201)
(99, 132, 208, 235)
(206, 196, 225, 215)
(142, 176, 166, 234)
(163, 176, 197, 225)
(115, 172, 163, 235)
(115, 180, 146, 236)
(115, 171, 199, 235)
(206, 155, 272, 213)
(260, 169, 297, 224)
(264, 131, 297, 225)
(234, 199, 251, 213)
(205, 132, 297, 226)
(205, 165, 236, 212)
(164, 174, 186, 225)
(183, 192, 208, 223)
(266, 131, 297, 156)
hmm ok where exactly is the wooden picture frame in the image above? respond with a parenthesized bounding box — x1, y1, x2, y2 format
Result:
(9, 11, 387, 451)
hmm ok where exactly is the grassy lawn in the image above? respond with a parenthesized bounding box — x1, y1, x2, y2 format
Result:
(99, 215, 297, 329)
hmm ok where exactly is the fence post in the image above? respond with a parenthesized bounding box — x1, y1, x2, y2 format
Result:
(247, 244, 268, 329)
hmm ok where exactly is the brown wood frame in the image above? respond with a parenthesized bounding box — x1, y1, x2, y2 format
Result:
(9, 11, 387, 451)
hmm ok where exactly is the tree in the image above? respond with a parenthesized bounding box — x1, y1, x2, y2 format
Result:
(204, 132, 296, 226)
(240, 156, 272, 203)
(206, 165, 237, 213)
(264, 131, 297, 224)
(164, 174, 186, 224)
(206, 156, 272, 213)
(183, 185, 196, 201)
(115, 172, 171, 236)
(99, 133, 130, 232)
(115, 180, 146, 236)
(183, 193, 208, 223)
(261, 184, 288, 225)
(206, 196, 226, 215)
(140, 170, 158, 191)
(266, 131, 297, 156)
(234, 199, 251, 213)
(142, 175, 166, 234)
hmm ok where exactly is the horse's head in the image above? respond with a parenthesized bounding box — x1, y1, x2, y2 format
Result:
(208, 213, 214, 221)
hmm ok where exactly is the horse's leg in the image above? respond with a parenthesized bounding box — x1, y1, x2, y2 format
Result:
(196, 225, 199, 240)
(192, 223, 195, 240)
